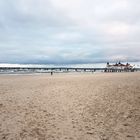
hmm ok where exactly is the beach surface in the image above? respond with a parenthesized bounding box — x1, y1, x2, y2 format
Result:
(0, 72, 140, 140)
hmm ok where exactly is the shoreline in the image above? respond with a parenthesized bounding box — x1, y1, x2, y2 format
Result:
(0, 70, 139, 76)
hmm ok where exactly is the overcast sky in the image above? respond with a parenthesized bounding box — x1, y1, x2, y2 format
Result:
(0, 0, 140, 64)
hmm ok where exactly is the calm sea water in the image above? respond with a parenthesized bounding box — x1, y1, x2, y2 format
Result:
(0, 63, 106, 68)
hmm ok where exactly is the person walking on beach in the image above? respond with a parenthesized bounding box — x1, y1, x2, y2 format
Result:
(51, 71, 53, 76)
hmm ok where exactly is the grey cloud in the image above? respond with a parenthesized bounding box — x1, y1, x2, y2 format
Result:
(0, 0, 140, 64)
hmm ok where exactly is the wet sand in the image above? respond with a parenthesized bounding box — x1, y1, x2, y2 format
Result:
(0, 72, 140, 140)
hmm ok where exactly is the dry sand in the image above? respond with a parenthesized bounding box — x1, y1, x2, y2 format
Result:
(0, 72, 140, 140)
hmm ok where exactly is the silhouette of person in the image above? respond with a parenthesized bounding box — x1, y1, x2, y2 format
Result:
(51, 71, 53, 76)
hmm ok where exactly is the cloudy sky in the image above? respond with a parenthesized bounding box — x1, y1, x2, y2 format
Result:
(0, 0, 140, 64)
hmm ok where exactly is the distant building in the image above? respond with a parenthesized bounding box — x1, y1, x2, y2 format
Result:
(106, 62, 133, 70)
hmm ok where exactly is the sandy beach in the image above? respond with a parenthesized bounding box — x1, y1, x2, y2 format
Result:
(0, 72, 140, 140)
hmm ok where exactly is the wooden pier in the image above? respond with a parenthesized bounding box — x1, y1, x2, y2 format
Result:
(0, 67, 140, 73)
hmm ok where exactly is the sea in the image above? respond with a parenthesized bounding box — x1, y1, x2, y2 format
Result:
(0, 62, 140, 74)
